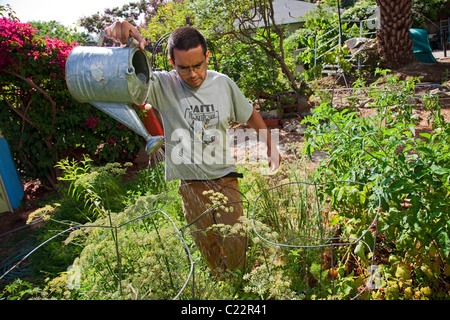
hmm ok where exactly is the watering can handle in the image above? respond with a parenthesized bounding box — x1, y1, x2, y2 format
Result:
(126, 37, 140, 48)
(97, 30, 107, 47)
(96, 30, 140, 48)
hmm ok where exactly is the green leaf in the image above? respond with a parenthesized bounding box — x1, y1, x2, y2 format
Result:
(436, 229, 450, 258)
(354, 241, 366, 260)
(410, 195, 421, 216)
(431, 165, 450, 175)
(329, 214, 340, 226)
(389, 178, 408, 192)
(408, 125, 415, 137)
(419, 132, 431, 140)
(415, 146, 433, 155)
(359, 190, 367, 205)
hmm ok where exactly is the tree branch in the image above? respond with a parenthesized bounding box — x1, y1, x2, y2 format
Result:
(1, 69, 57, 127)
(0, 86, 36, 127)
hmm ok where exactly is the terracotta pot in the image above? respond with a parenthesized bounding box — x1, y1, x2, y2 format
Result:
(263, 119, 280, 127)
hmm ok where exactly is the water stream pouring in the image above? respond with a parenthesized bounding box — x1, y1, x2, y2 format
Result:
(65, 43, 164, 154)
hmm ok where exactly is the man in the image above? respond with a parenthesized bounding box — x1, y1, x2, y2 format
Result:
(105, 21, 281, 271)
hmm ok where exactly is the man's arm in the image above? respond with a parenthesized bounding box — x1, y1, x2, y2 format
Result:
(246, 108, 281, 172)
(104, 20, 147, 51)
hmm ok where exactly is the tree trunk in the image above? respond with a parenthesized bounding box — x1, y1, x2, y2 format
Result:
(376, 0, 416, 69)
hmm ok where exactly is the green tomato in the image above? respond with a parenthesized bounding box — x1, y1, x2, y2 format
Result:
(385, 282, 399, 300)
(395, 264, 411, 281)
(388, 254, 400, 264)
(420, 286, 432, 297)
(404, 287, 413, 300)
(420, 265, 435, 279)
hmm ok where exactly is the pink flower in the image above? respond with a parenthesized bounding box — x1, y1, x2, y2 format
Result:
(0, 17, 37, 68)
(44, 37, 79, 71)
(84, 117, 99, 129)
(0, 18, 80, 73)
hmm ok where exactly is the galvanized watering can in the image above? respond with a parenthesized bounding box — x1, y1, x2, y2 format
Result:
(65, 43, 164, 154)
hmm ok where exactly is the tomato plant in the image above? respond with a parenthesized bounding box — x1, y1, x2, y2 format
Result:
(302, 70, 449, 298)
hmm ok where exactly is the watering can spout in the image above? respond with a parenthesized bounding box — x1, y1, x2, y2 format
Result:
(146, 136, 165, 154)
(90, 102, 164, 154)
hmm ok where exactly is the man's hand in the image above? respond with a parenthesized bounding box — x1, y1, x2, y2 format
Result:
(104, 20, 147, 51)
(268, 145, 281, 172)
(246, 108, 282, 173)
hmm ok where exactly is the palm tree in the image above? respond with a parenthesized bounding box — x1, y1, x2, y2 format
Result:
(376, 0, 416, 69)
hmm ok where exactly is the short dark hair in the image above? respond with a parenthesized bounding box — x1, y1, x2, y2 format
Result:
(167, 26, 207, 62)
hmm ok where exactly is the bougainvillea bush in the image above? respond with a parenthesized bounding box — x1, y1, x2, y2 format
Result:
(0, 16, 143, 189)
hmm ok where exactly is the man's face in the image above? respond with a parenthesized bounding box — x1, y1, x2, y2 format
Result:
(170, 45, 209, 88)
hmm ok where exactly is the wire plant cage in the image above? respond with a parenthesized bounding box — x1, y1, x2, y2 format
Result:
(1, 177, 380, 300)
(251, 180, 381, 299)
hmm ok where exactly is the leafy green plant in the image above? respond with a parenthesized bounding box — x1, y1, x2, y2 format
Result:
(302, 70, 450, 298)
(63, 211, 190, 299)
(25, 157, 134, 278)
(0, 279, 43, 300)
(56, 155, 132, 219)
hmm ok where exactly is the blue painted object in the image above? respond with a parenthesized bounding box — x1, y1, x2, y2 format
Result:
(0, 136, 24, 211)
(410, 28, 437, 64)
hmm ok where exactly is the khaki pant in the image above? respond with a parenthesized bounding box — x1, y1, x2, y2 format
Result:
(179, 177, 247, 271)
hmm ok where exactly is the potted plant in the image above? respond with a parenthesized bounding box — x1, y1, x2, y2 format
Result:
(259, 108, 281, 128)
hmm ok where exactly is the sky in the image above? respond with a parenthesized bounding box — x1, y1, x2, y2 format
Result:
(1, 0, 136, 28)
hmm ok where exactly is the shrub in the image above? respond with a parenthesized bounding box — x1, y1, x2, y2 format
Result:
(0, 16, 143, 189)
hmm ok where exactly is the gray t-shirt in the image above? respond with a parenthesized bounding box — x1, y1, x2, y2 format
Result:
(147, 70, 253, 181)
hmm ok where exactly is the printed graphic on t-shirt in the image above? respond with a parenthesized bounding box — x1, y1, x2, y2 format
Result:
(184, 104, 219, 145)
